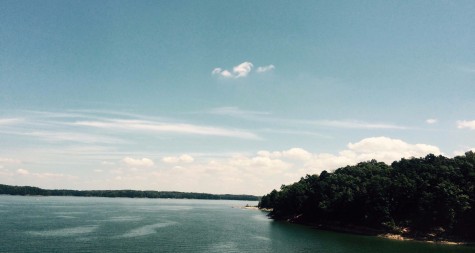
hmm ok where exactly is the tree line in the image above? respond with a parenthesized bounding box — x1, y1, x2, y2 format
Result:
(0, 184, 259, 201)
(259, 151, 475, 240)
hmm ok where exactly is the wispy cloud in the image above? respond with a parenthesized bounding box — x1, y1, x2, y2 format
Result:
(256, 64, 275, 73)
(457, 120, 475, 130)
(311, 120, 408, 130)
(259, 128, 331, 138)
(426, 118, 438, 124)
(73, 119, 259, 139)
(208, 107, 270, 117)
(0, 118, 23, 125)
(207, 107, 407, 130)
(24, 131, 125, 144)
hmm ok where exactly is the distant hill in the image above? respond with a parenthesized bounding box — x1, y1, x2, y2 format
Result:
(0, 184, 259, 201)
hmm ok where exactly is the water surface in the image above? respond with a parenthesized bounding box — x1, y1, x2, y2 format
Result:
(0, 195, 473, 252)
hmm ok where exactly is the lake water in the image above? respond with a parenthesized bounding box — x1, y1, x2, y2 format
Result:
(0, 195, 474, 253)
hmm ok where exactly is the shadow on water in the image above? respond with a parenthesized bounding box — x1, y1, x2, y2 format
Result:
(267, 220, 475, 253)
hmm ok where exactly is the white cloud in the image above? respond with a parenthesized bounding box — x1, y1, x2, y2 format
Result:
(122, 157, 155, 167)
(66, 136, 444, 195)
(305, 137, 441, 173)
(212, 62, 276, 78)
(457, 120, 475, 130)
(453, 148, 475, 156)
(212, 62, 253, 79)
(256, 64, 275, 73)
(162, 154, 194, 164)
(282, 148, 312, 161)
(17, 168, 30, 175)
(426, 118, 438, 124)
(345, 137, 441, 162)
(233, 62, 253, 78)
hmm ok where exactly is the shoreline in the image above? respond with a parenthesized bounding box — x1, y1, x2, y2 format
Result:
(298, 222, 474, 246)
(239, 205, 273, 212)
(377, 233, 468, 245)
(259, 210, 474, 246)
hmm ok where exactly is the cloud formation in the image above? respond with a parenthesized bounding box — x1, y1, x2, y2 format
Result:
(212, 62, 253, 79)
(162, 154, 194, 164)
(457, 120, 475, 130)
(256, 65, 275, 73)
(122, 157, 155, 167)
(212, 62, 274, 79)
(426, 118, 438, 124)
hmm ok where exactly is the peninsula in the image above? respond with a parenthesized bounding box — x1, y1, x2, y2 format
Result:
(259, 151, 475, 244)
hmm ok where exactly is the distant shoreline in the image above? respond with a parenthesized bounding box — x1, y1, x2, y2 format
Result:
(0, 184, 259, 201)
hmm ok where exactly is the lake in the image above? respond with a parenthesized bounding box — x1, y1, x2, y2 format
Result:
(0, 195, 473, 253)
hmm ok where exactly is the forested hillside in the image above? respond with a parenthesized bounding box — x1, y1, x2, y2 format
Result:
(259, 152, 475, 240)
(0, 184, 258, 201)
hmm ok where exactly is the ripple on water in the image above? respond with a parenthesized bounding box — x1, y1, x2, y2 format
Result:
(254, 235, 271, 241)
(56, 215, 76, 219)
(108, 216, 143, 222)
(54, 211, 86, 216)
(27, 225, 98, 237)
(137, 206, 193, 212)
(207, 241, 239, 253)
(118, 221, 177, 238)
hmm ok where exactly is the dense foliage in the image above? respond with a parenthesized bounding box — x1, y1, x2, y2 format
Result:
(0, 184, 258, 201)
(259, 152, 475, 239)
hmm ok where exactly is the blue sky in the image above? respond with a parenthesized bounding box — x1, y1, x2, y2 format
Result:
(1, 0, 474, 195)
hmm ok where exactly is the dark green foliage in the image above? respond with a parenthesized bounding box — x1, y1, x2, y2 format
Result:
(259, 152, 475, 239)
(0, 185, 259, 201)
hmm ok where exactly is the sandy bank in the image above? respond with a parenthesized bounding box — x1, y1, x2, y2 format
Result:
(234, 206, 273, 212)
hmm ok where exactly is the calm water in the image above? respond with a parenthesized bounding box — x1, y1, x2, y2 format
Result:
(0, 195, 474, 253)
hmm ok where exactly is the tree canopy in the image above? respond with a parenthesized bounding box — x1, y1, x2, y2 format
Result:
(259, 151, 475, 240)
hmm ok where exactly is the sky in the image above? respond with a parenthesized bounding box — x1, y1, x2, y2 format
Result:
(1, 0, 474, 195)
